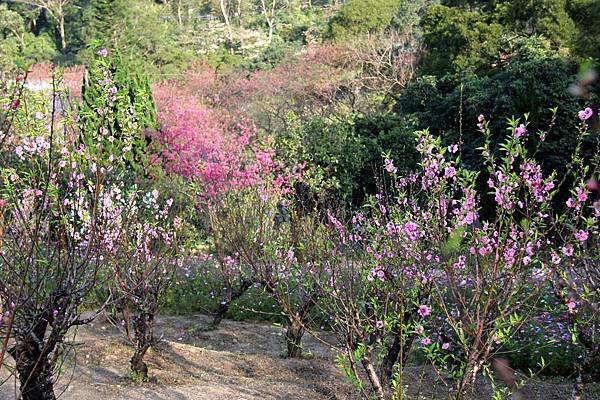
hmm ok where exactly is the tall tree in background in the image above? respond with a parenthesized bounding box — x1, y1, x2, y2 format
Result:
(79, 0, 127, 50)
(495, 0, 577, 49)
(8, 0, 73, 51)
(568, 0, 600, 60)
(259, 0, 280, 43)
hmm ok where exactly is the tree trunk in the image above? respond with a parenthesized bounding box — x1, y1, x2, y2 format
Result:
(362, 354, 385, 400)
(177, 0, 183, 25)
(211, 303, 229, 327)
(9, 338, 56, 400)
(220, 0, 234, 53)
(285, 319, 304, 358)
(130, 312, 154, 380)
(259, 0, 274, 44)
(571, 351, 595, 400)
(58, 10, 66, 51)
(267, 21, 273, 43)
(380, 332, 400, 382)
(380, 331, 414, 383)
(211, 278, 253, 328)
(236, 0, 243, 25)
(456, 354, 486, 400)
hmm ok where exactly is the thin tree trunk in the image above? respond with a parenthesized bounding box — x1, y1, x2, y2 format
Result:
(236, 0, 243, 25)
(211, 278, 254, 328)
(362, 354, 385, 400)
(177, 0, 183, 25)
(267, 22, 273, 43)
(259, 0, 275, 43)
(58, 13, 66, 51)
(285, 318, 304, 358)
(220, 0, 234, 53)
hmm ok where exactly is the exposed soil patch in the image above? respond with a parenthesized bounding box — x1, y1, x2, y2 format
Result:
(0, 314, 597, 399)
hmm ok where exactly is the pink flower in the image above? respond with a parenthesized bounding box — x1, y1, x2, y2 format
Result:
(442, 342, 450, 350)
(286, 249, 295, 262)
(566, 300, 576, 313)
(561, 245, 574, 257)
(514, 124, 527, 138)
(444, 166, 456, 179)
(578, 107, 593, 121)
(448, 144, 459, 154)
(478, 114, 485, 123)
(274, 175, 286, 187)
(566, 198, 575, 208)
(384, 158, 397, 174)
(418, 305, 430, 317)
(421, 337, 432, 346)
(574, 230, 589, 242)
(0, 199, 7, 208)
(415, 325, 424, 334)
(453, 255, 466, 270)
(587, 179, 599, 191)
(96, 48, 108, 57)
(576, 188, 588, 202)
(375, 320, 384, 330)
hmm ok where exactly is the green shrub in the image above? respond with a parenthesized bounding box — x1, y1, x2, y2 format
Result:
(276, 113, 419, 206)
(79, 50, 158, 173)
(325, 0, 402, 39)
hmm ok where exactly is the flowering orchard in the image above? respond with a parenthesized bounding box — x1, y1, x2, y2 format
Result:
(0, 50, 598, 400)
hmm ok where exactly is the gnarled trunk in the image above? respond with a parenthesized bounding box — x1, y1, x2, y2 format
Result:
(456, 352, 487, 400)
(380, 331, 415, 384)
(9, 326, 56, 400)
(571, 351, 596, 400)
(130, 312, 154, 380)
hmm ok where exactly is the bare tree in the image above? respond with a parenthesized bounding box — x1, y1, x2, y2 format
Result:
(258, 0, 288, 43)
(345, 27, 422, 102)
(219, 0, 235, 51)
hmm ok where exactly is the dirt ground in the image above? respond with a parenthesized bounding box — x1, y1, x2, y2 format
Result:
(0, 314, 598, 400)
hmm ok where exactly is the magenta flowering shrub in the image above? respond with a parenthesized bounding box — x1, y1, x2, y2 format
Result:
(376, 111, 597, 399)
(151, 74, 278, 197)
(545, 108, 599, 399)
(403, 123, 559, 397)
(313, 109, 597, 400)
(314, 198, 437, 399)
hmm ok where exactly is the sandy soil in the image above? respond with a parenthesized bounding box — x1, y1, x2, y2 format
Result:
(0, 314, 597, 400)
